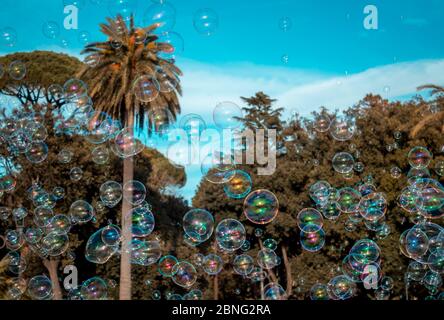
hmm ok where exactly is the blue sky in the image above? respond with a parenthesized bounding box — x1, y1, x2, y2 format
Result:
(1, 0, 444, 201)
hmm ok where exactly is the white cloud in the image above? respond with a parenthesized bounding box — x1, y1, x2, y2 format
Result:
(178, 58, 444, 122)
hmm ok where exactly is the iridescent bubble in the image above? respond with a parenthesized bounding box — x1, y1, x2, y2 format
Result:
(329, 116, 355, 141)
(28, 275, 53, 300)
(300, 225, 325, 252)
(41, 232, 69, 256)
(380, 276, 394, 291)
(257, 248, 278, 269)
(263, 238, 278, 251)
(223, 170, 252, 199)
(133, 75, 160, 103)
(144, 2, 176, 33)
(278, 17, 292, 32)
(408, 146, 432, 169)
(297, 208, 324, 232)
(183, 289, 203, 300)
(113, 127, 145, 158)
(213, 102, 243, 130)
(130, 239, 161, 266)
(406, 261, 427, 281)
(264, 283, 287, 300)
(313, 114, 331, 133)
(101, 224, 121, 246)
(180, 113, 206, 136)
(83, 111, 114, 144)
(69, 167, 83, 181)
(123, 180, 146, 206)
(129, 206, 155, 237)
(100, 181, 122, 208)
(91, 145, 110, 165)
(0, 207, 11, 221)
(423, 271, 442, 294)
(203, 254, 223, 275)
(435, 160, 444, 176)
(12, 207, 27, 220)
(63, 79, 88, 100)
(310, 283, 329, 300)
(183, 208, 214, 243)
(233, 254, 254, 276)
(42, 21, 60, 39)
(46, 214, 72, 235)
(337, 187, 361, 213)
(80, 277, 108, 300)
(321, 201, 341, 220)
(405, 227, 429, 259)
(33, 206, 54, 227)
(243, 189, 279, 224)
(157, 31, 184, 60)
(1, 27, 17, 47)
(25, 141, 48, 164)
(69, 200, 95, 224)
(350, 239, 381, 264)
(78, 30, 90, 46)
(390, 166, 402, 178)
(201, 152, 236, 184)
(5, 230, 24, 251)
(332, 152, 354, 174)
(359, 192, 387, 222)
(215, 218, 246, 252)
(172, 261, 197, 288)
(327, 275, 356, 300)
(24, 227, 43, 244)
(58, 149, 73, 163)
(158, 255, 179, 277)
(193, 8, 219, 35)
(309, 180, 331, 206)
(85, 226, 119, 264)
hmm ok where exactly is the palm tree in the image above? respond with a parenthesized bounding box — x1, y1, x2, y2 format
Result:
(77, 15, 182, 300)
(410, 84, 444, 138)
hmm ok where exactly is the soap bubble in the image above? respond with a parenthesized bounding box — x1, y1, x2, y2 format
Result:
(83, 111, 114, 144)
(203, 254, 223, 275)
(85, 226, 119, 264)
(330, 116, 355, 141)
(172, 261, 197, 288)
(130, 239, 161, 266)
(80, 277, 108, 300)
(233, 254, 254, 276)
(193, 8, 219, 35)
(183, 289, 203, 300)
(405, 227, 429, 259)
(41, 232, 69, 256)
(28, 275, 53, 300)
(337, 187, 361, 213)
(263, 238, 278, 251)
(243, 189, 279, 224)
(309, 180, 331, 206)
(113, 127, 145, 158)
(100, 181, 122, 208)
(182, 208, 214, 243)
(215, 218, 246, 252)
(123, 180, 146, 206)
(129, 206, 155, 237)
(33, 206, 54, 227)
(25, 141, 48, 164)
(91, 146, 110, 165)
(310, 283, 329, 300)
(58, 149, 73, 163)
(257, 248, 278, 269)
(46, 214, 72, 235)
(64, 79, 88, 100)
(133, 75, 159, 103)
(359, 192, 387, 222)
(327, 275, 356, 300)
(313, 114, 331, 133)
(69, 200, 95, 223)
(278, 17, 292, 32)
(157, 31, 184, 60)
(69, 167, 83, 181)
(180, 113, 206, 136)
(144, 2, 176, 33)
(350, 239, 381, 264)
(24, 227, 43, 244)
(42, 21, 60, 39)
(1, 28, 17, 47)
(158, 255, 179, 277)
(408, 146, 432, 169)
(332, 152, 354, 174)
(201, 152, 236, 184)
(264, 283, 287, 300)
(223, 170, 252, 199)
(101, 224, 121, 246)
(321, 201, 341, 220)
(300, 225, 325, 252)
(213, 102, 243, 129)
(297, 208, 324, 232)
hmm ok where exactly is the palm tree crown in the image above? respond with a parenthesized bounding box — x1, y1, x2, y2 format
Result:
(77, 15, 182, 130)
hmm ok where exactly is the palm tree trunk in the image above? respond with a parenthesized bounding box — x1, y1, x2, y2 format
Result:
(119, 113, 134, 300)
(281, 245, 293, 298)
(43, 258, 62, 300)
(213, 275, 219, 300)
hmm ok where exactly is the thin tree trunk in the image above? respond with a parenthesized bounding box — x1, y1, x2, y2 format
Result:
(119, 113, 134, 300)
(259, 239, 278, 283)
(213, 274, 218, 300)
(43, 258, 62, 300)
(281, 245, 293, 298)
(260, 275, 265, 300)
